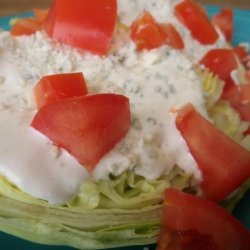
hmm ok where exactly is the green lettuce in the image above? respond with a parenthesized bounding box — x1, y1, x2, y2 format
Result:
(197, 68, 225, 110)
(0, 169, 194, 249)
(209, 101, 249, 144)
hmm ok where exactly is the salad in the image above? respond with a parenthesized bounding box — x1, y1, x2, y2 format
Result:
(0, 0, 250, 249)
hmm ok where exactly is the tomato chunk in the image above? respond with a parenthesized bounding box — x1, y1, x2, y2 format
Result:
(239, 84, 250, 104)
(174, 0, 218, 45)
(157, 188, 250, 250)
(212, 8, 233, 42)
(34, 72, 88, 109)
(160, 23, 185, 50)
(131, 11, 184, 51)
(234, 46, 249, 61)
(43, 0, 117, 55)
(31, 94, 130, 171)
(33, 8, 49, 22)
(222, 84, 250, 127)
(10, 18, 41, 36)
(175, 103, 250, 202)
(200, 49, 237, 90)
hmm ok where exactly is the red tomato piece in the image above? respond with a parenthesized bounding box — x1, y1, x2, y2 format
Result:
(34, 72, 88, 109)
(157, 188, 250, 250)
(174, 0, 219, 45)
(236, 103, 250, 123)
(33, 9, 49, 23)
(43, 0, 117, 55)
(160, 23, 185, 50)
(221, 84, 241, 107)
(10, 18, 41, 36)
(131, 11, 168, 51)
(131, 11, 184, 51)
(212, 8, 233, 42)
(222, 84, 250, 125)
(175, 103, 250, 202)
(200, 49, 237, 90)
(234, 46, 249, 61)
(239, 84, 250, 104)
(31, 94, 130, 171)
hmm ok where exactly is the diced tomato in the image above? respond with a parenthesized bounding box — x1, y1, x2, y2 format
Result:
(131, 11, 166, 51)
(33, 9, 49, 23)
(174, 0, 219, 45)
(236, 103, 250, 123)
(34, 72, 88, 109)
(131, 11, 184, 51)
(246, 70, 250, 80)
(175, 103, 250, 202)
(43, 0, 117, 55)
(222, 84, 250, 127)
(221, 84, 241, 107)
(10, 18, 41, 36)
(238, 84, 250, 104)
(200, 49, 238, 90)
(157, 188, 250, 250)
(212, 8, 233, 42)
(31, 94, 130, 171)
(234, 46, 249, 61)
(160, 23, 185, 50)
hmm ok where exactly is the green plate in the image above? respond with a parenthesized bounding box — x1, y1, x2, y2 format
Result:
(0, 5, 249, 250)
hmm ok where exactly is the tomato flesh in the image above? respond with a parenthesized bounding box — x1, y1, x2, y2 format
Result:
(131, 11, 184, 51)
(212, 8, 233, 42)
(174, 0, 219, 45)
(200, 49, 237, 90)
(31, 94, 130, 171)
(43, 0, 117, 55)
(160, 23, 185, 50)
(10, 18, 41, 36)
(34, 72, 88, 109)
(234, 46, 249, 61)
(157, 188, 250, 250)
(33, 9, 49, 22)
(222, 84, 250, 128)
(238, 84, 250, 104)
(175, 103, 250, 202)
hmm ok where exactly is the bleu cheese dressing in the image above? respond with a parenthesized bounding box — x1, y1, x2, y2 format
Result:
(0, 0, 214, 204)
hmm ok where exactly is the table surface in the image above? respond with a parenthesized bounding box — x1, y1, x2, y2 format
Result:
(0, 0, 250, 17)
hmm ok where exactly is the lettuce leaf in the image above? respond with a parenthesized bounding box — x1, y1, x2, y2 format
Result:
(209, 101, 249, 146)
(0, 169, 195, 249)
(0, 194, 160, 249)
(197, 67, 225, 110)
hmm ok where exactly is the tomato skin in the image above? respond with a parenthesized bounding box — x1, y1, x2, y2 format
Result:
(11, 9, 48, 37)
(131, 11, 168, 51)
(33, 9, 49, 22)
(31, 94, 130, 171)
(175, 103, 250, 202)
(157, 188, 250, 250)
(131, 11, 184, 51)
(174, 0, 218, 45)
(212, 8, 233, 42)
(234, 46, 249, 61)
(43, 0, 117, 55)
(238, 84, 250, 104)
(10, 18, 41, 36)
(160, 23, 185, 50)
(222, 84, 250, 127)
(200, 49, 237, 90)
(34, 73, 88, 109)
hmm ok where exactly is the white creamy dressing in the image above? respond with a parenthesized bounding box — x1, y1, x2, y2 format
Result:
(117, 0, 228, 62)
(0, 0, 223, 204)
